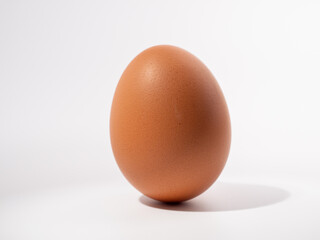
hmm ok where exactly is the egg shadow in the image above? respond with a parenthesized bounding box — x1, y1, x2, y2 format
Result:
(139, 182, 290, 212)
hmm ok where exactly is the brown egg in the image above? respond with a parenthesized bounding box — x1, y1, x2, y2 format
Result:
(110, 45, 231, 202)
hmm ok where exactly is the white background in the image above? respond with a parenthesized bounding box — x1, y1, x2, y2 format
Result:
(1, 0, 320, 239)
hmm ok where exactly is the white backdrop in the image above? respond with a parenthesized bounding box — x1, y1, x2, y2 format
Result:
(1, 0, 320, 239)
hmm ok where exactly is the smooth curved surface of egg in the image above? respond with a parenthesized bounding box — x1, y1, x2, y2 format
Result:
(110, 45, 231, 202)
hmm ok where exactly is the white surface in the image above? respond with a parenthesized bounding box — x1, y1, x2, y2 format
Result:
(0, 178, 319, 240)
(1, 0, 320, 239)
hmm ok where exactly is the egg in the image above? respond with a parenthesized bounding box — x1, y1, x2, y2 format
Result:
(110, 45, 231, 202)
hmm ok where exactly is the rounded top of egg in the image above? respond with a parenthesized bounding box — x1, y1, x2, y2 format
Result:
(110, 45, 231, 202)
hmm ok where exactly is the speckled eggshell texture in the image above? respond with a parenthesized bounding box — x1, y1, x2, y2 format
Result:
(110, 45, 231, 202)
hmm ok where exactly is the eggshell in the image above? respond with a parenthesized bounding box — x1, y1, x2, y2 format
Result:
(110, 45, 231, 202)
